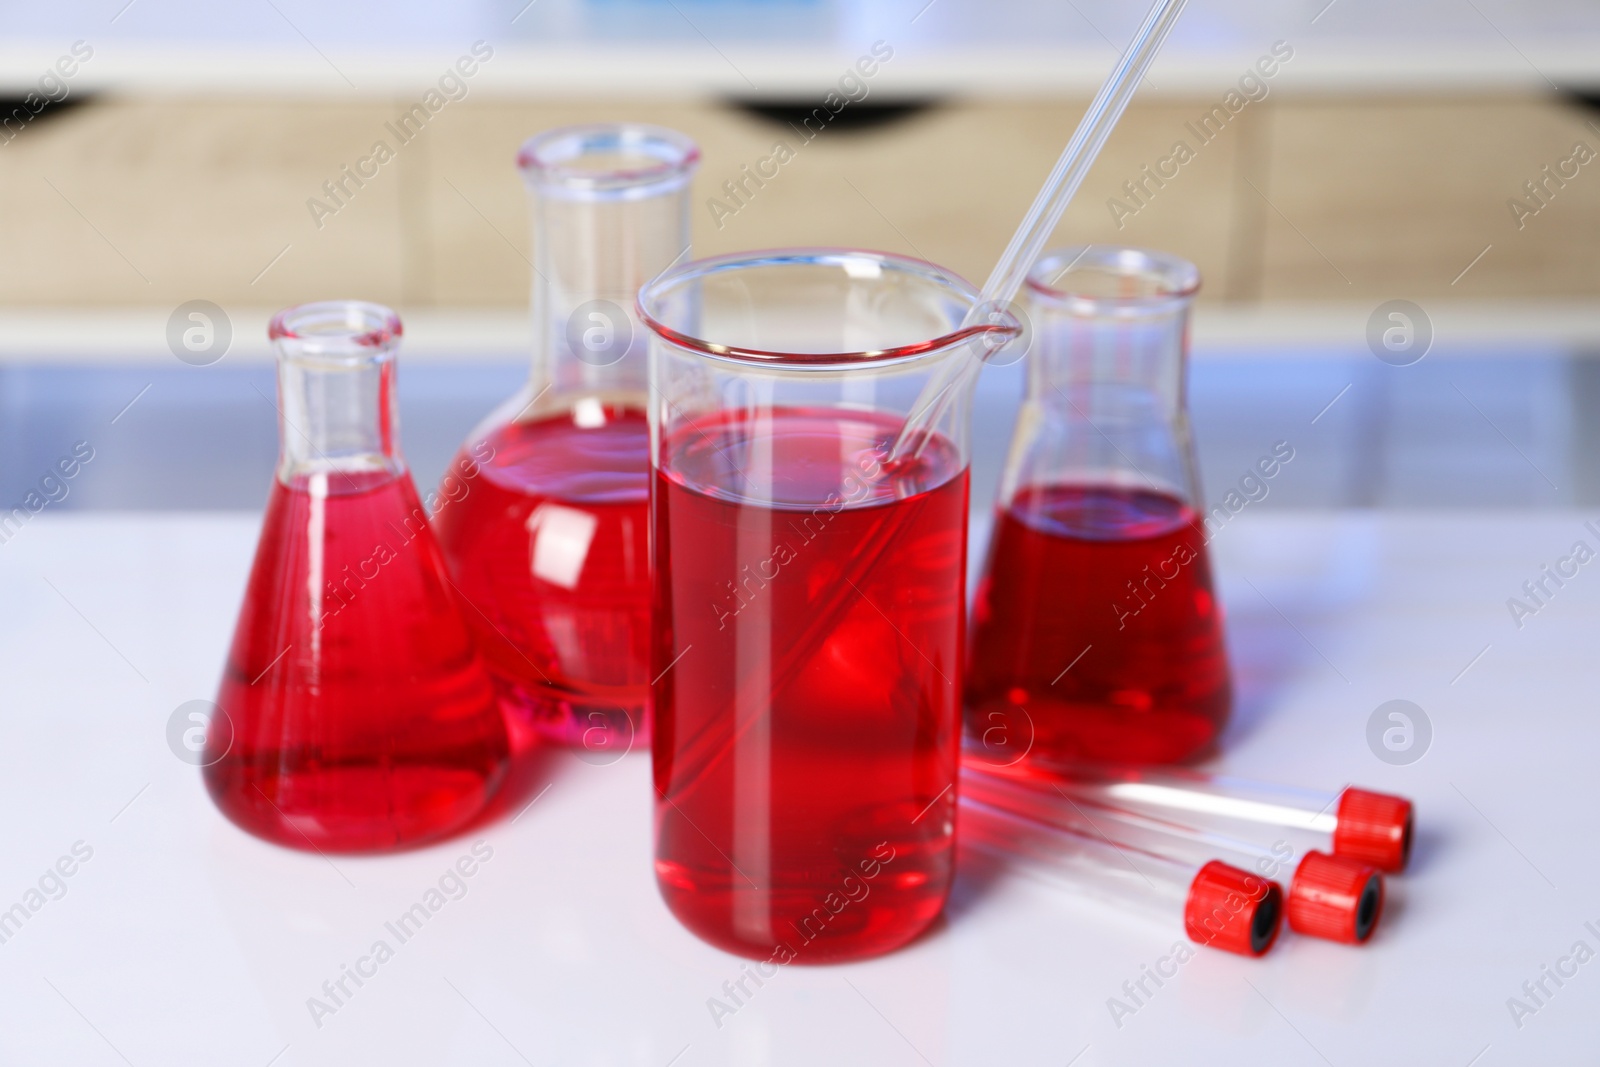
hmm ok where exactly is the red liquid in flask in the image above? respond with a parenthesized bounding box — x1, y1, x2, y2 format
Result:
(966, 485, 1230, 766)
(434, 405, 649, 748)
(653, 408, 966, 963)
(205, 471, 510, 852)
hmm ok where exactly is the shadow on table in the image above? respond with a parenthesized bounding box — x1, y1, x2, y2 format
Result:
(1216, 583, 1351, 754)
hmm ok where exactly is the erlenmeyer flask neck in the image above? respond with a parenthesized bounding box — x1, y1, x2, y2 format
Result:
(519, 124, 698, 402)
(1003, 246, 1202, 509)
(269, 301, 404, 484)
(1024, 245, 1198, 417)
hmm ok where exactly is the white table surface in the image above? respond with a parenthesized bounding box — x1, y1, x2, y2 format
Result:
(0, 507, 1595, 1066)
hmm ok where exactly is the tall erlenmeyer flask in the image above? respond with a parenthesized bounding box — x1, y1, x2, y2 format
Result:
(205, 301, 510, 851)
(966, 246, 1231, 766)
(434, 124, 698, 752)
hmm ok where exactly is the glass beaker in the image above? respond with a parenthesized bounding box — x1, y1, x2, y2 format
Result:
(205, 301, 510, 852)
(965, 246, 1231, 766)
(433, 123, 698, 752)
(640, 249, 1017, 963)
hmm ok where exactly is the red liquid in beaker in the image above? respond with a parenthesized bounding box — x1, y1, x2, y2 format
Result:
(966, 484, 1230, 765)
(206, 471, 510, 852)
(653, 408, 966, 963)
(434, 405, 649, 749)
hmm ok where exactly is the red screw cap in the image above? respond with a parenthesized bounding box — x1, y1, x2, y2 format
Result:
(1287, 850, 1384, 944)
(1333, 787, 1414, 872)
(1184, 860, 1283, 957)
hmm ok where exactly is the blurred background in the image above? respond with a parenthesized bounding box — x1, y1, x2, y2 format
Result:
(2, 0, 1598, 515)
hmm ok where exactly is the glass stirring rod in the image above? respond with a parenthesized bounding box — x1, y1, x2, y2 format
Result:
(890, 0, 1192, 463)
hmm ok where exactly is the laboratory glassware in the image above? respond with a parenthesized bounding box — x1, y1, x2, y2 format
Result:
(640, 249, 1018, 963)
(961, 791, 1282, 957)
(966, 246, 1231, 765)
(434, 123, 698, 751)
(988, 753, 1414, 873)
(962, 765, 1385, 944)
(205, 302, 510, 852)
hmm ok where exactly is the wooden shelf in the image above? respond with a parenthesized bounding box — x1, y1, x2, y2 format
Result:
(2, 93, 1596, 309)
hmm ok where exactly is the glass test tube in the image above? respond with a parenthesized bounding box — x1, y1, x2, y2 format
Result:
(960, 793, 1284, 958)
(972, 750, 1414, 873)
(963, 766, 1385, 944)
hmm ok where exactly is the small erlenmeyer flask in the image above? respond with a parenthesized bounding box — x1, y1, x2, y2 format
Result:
(966, 247, 1231, 765)
(205, 301, 510, 852)
(434, 124, 698, 751)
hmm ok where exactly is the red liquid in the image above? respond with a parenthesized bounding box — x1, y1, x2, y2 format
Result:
(205, 471, 510, 852)
(433, 405, 649, 749)
(966, 485, 1231, 766)
(653, 408, 967, 963)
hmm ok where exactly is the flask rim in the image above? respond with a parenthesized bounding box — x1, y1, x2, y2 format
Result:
(637, 247, 1017, 369)
(268, 301, 402, 362)
(518, 123, 700, 198)
(1027, 245, 1201, 312)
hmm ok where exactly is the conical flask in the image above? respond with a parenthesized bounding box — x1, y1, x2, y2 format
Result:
(966, 246, 1231, 766)
(434, 123, 698, 752)
(205, 301, 510, 852)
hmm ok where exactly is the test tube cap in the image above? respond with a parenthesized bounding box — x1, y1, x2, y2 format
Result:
(1333, 788, 1414, 872)
(1183, 860, 1283, 957)
(1287, 850, 1384, 944)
